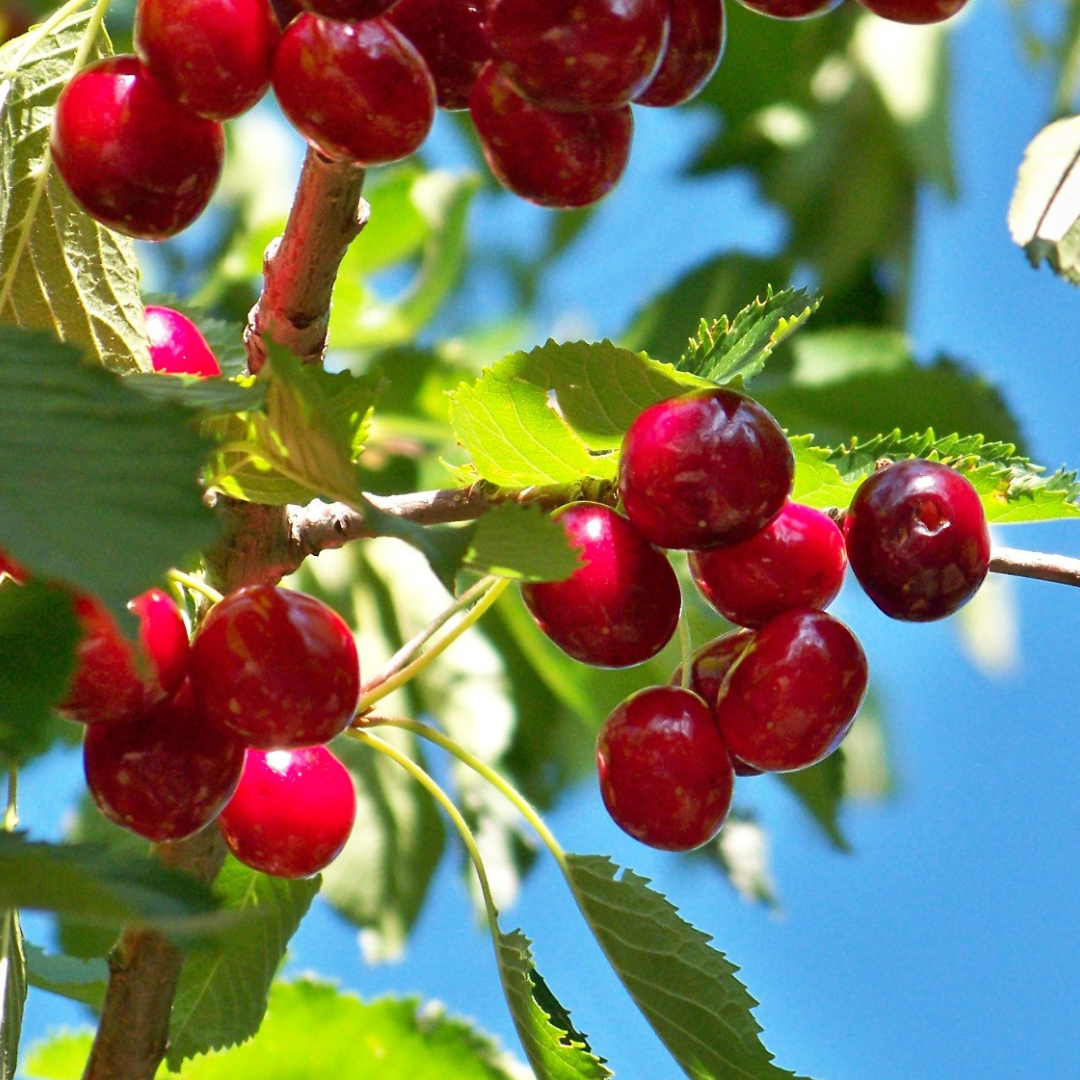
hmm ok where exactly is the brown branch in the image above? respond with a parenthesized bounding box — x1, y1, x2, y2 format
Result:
(990, 545, 1080, 588)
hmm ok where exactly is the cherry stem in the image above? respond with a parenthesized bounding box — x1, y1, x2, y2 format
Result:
(678, 616, 693, 692)
(989, 545, 1080, 588)
(356, 576, 511, 713)
(166, 569, 223, 607)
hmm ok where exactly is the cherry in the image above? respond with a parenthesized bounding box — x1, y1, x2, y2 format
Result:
(189, 585, 360, 750)
(521, 502, 681, 668)
(843, 458, 990, 622)
(618, 388, 794, 551)
(736, 0, 843, 19)
(299, 0, 396, 20)
(50, 56, 225, 241)
(689, 502, 847, 628)
(219, 746, 357, 878)
(470, 62, 633, 208)
(635, 0, 725, 108)
(386, 0, 490, 111)
(134, 0, 280, 120)
(145, 306, 221, 377)
(272, 14, 436, 167)
(0, 548, 24, 582)
(597, 685, 735, 851)
(84, 682, 246, 843)
(59, 588, 190, 726)
(855, 0, 968, 22)
(715, 609, 867, 773)
(486, 0, 668, 111)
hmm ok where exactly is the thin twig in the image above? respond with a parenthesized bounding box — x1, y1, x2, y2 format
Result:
(990, 545, 1080, 588)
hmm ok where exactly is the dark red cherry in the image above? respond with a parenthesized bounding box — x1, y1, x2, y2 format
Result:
(135, 0, 280, 120)
(736, 0, 842, 18)
(189, 585, 360, 749)
(843, 459, 990, 622)
(59, 589, 190, 725)
(597, 685, 734, 851)
(145, 306, 221, 377)
(272, 14, 436, 167)
(487, 0, 668, 111)
(689, 502, 847, 628)
(470, 62, 633, 208)
(618, 388, 794, 551)
(716, 609, 867, 773)
(83, 683, 246, 842)
(521, 502, 681, 668)
(672, 628, 754, 710)
(51, 56, 225, 241)
(219, 746, 357, 877)
(299, 0, 396, 19)
(855, 0, 967, 22)
(635, 0, 725, 107)
(386, 0, 490, 111)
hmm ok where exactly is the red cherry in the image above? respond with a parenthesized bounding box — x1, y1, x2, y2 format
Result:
(0, 548, 24, 582)
(618, 388, 794, 551)
(145, 306, 221, 377)
(716, 609, 868, 773)
(689, 502, 847, 628)
(635, 0, 725, 107)
(135, 0, 280, 120)
(272, 14, 436, 167)
(521, 502, 681, 668)
(597, 685, 735, 851)
(189, 585, 360, 750)
(736, 0, 842, 18)
(470, 62, 633, 208)
(299, 0, 396, 19)
(83, 683, 246, 842)
(855, 0, 967, 22)
(50, 56, 225, 241)
(219, 746, 357, 878)
(843, 459, 990, 622)
(59, 589, 190, 725)
(386, 0, 490, 111)
(486, 0, 668, 111)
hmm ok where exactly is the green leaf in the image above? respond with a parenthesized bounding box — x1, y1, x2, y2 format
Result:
(496, 928, 611, 1080)
(464, 504, 581, 582)
(566, 854, 815, 1080)
(166, 858, 320, 1069)
(447, 340, 710, 486)
(1008, 113, 1080, 284)
(19, 1030, 90, 1080)
(124, 373, 265, 417)
(23, 944, 106, 1011)
(676, 287, 819, 385)
(0, 909, 25, 1080)
(0, 326, 217, 617)
(0, 833, 230, 946)
(0, 13, 148, 372)
(0, 580, 80, 765)
(777, 751, 848, 852)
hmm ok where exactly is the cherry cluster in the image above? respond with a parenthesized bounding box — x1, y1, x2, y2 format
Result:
(521, 387, 991, 851)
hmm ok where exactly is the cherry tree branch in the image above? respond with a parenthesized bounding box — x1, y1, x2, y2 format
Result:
(990, 545, 1080, 588)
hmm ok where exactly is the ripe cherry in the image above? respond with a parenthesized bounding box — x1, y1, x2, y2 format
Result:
(521, 502, 681, 668)
(597, 685, 735, 851)
(0, 548, 24, 582)
(470, 62, 633, 208)
(855, 0, 968, 22)
(59, 588, 190, 726)
(83, 683, 246, 842)
(272, 14, 436, 167)
(843, 459, 990, 622)
(219, 746, 357, 878)
(635, 0, 725, 107)
(716, 609, 868, 773)
(618, 388, 794, 551)
(51, 56, 225, 241)
(299, 0, 396, 19)
(189, 585, 360, 750)
(689, 502, 847, 628)
(487, 0, 668, 111)
(135, 0, 280, 120)
(145, 306, 221, 377)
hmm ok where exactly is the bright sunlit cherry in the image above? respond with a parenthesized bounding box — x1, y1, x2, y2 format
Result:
(145, 306, 221, 377)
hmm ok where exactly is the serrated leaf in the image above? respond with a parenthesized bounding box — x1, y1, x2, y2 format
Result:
(777, 751, 848, 852)
(677, 287, 819, 385)
(447, 340, 710, 487)
(0, 326, 217, 618)
(0, 13, 148, 371)
(566, 854, 816, 1080)
(0, 580, 80, 764)
(0, 909, 25, 1080)
(1008, 114, 1080, 284)
(166, 858, 320, 1069)
(496, 928, 611, 1080)
(23, 944, 106, 1011)
(464, 504, 581, 582)
(124, 372, 265, 417)
(0, 833, 232, 946)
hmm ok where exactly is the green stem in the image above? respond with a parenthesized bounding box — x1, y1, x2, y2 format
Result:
(357, 577, 510, 713)
(678, 616, 693, 691)
(166, 568, 224, 606)
(3, 763, 17, 833)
